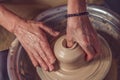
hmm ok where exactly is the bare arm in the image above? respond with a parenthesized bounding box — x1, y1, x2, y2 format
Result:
(67, 0, 86, 14)
(0, 5, 23, 33)
(0, 4, 59, 71)
(66, 0, 101, 61)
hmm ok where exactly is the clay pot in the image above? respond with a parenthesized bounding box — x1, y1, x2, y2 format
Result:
(37, 34, 112, 80)
(54, 35, 86, 70)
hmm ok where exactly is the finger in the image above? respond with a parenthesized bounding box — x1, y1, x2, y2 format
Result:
(95, 39, 101, 54)
(35, 43, 54, 71)
(32, 48, 48, 71)
(36, 31, 56, 65)
(27, 51, 38, 67)
(80, 44, 96, 61)
(37, 22, 59, 37)
(94, 39, 101, 58)
(73, 29, 95, 61)
(21, 40, 48, 70)
(85, 46, 96, 61)
(66, 31, 74, 47)
(39, 37, 56, 65)
(21, 45, 38, 67)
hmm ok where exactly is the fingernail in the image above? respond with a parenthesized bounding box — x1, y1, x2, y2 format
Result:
(49, 65, 54, 71)
(55, 32, 59, 36)
(86, 55, 94, 62)
(44, 67, 48, 71)
(50, 58, 56, 64)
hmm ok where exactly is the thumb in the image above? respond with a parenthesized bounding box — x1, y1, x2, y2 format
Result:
(38, 22, 59, 37)
(81, 45, 96, 61)
(66, 33, 74, 48)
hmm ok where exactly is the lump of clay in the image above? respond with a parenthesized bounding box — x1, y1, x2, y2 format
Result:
(36, 35, 112, 80)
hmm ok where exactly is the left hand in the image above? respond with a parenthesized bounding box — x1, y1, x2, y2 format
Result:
(13, 20, 59, 71)
(66, 15, 101, 61)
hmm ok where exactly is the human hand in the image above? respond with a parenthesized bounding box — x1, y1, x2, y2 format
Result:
(13, 20, 59, 71)
(66, 15, 101, 61)
(0, 4, 59, 70)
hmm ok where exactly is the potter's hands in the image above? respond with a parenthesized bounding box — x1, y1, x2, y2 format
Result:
(66, 15, 101, 61)
(0, 5, 58, 71)
(13, 20, 59, 71)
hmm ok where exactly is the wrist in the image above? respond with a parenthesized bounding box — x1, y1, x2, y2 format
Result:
(0, 5, 25, 33)
(67, 0, 87, 14)
(66, 12, 89, 18)
(67, 15, 90, 27)
(12, 18, 26, 34)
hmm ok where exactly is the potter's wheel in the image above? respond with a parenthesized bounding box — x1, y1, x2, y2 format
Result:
(7, 5, 120, 80)
(37, 35, 112, 80)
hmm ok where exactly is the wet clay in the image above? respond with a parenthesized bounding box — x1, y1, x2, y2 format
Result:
(37, 35, 112, 80)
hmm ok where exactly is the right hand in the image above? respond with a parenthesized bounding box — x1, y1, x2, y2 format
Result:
(66, 16, 101, 61)
(13, 20, 59, 71)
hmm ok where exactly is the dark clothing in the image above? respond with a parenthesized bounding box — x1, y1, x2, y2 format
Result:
(0, 50, 9, 80)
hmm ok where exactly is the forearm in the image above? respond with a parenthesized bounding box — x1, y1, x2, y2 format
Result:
(0, 5, 24, 33)
(67, 0, 87, 14)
